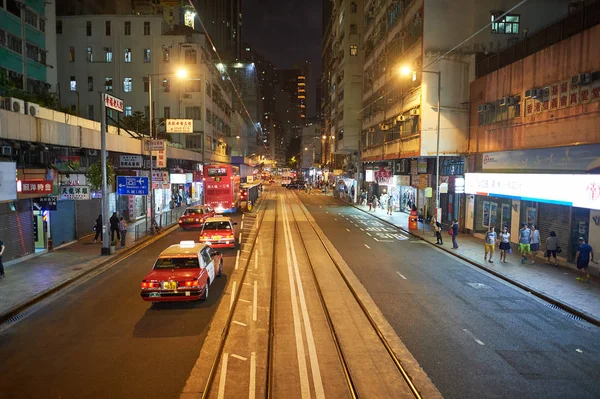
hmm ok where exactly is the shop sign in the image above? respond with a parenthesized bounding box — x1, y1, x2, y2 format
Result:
(455, 177, 465, 194)
(55, 156, 81, 172)
(192, 171, 203, 182)
(33, 196, 57, 211)
(418, 174, 430, 189)
(393, 159, 410, 175)
(145, 139, 165, 152)
(417, 158, 428, 174)
(104, 93, 124, 113)
(0, 162, 17, 202)
(166, 119, 193, 133)
(465, 173, 600, 210)
(120, 155, 143, 168)
(60, 185, 91, 200)
(247, 175, 254, 183)
(439, 183, 449, 194)
(333, 169, 343, 176)
(186, 173, 193, 183)
(170, 173, 186, 184)
(394, 175, 410, 186)
(375, 166, 393, 184)
(152, 171, 169, 183)
(425, 187, 433, 198)
(18, 180, 53, 194)
(482, 144, 600, 172)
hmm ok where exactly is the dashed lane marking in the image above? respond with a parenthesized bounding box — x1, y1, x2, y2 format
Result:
(230, 354, 248, 361)
(232, 321, 247, 327)
(463, 329, 485, 346)
(229, 281, 237, 310)
(346, 228, 351, 232)
(217, 354, 229, 399)
(396, 271, 407, 280)
(365, 244, 371, 249)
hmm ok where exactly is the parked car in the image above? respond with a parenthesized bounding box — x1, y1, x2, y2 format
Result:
(199, 216, 238, 249)
(178, 205, 215, 230)
(140, 241, 222, 303)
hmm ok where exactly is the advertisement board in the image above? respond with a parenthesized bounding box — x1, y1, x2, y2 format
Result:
(166, 119, 193, 133)
(18, 180, 53, 194)
(0, 162, 17, 202)
(60, 185, 91, 200)
(120, 155, 143, 168)
(104, 93, 124, 113)
(170, 173, 186, 184)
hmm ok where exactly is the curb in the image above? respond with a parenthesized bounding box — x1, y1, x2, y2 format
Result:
(0, 223, 180, 326)
(343, 200, 600, 328)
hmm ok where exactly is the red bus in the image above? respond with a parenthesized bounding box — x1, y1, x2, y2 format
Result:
(203, 165, 240, 213)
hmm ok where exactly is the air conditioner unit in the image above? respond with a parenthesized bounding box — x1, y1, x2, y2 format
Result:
(499, 97, 507, 106)
(484, 103, 495, 112)
(6, 97, 25, 114)
(397, 115, 407, 122)
(2, 146, 11, 156)
(541, 87, 550, 102)
(88, 149, 98, 156)
(530, 88, 543, 99)
(409, 108, 420, 116)
(571, 73, 591, 86)
(506, 96, 518, 106)
(477, 104, 486, 113)
(25, 102, 40, 117)
(368, 127, 375, 133)
(591, 70, 600, 82)
(524, 88, 540, 99)
(380, 123, 390, 131)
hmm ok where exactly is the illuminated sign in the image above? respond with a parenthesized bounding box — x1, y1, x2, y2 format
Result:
(166, 119, 193, 133)
(104, 93, 124, 113)
(207, 167, 228, 177)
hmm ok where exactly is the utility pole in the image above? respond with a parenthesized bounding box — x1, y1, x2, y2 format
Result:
(100, 94, 110, 255)
(148, 73, 155, 234)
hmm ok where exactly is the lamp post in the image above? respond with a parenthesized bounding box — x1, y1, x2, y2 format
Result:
(400, 66, 442, 216)
(147, 68, 188, 233)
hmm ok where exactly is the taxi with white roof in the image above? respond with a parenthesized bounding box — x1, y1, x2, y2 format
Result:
(198, 215, 237, 249)
(140, 241, 223, 303)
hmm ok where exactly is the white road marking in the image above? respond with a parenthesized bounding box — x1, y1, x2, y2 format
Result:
(232, 321, 247, 327)
(366, 232, 372, 236)
(240, 221, 244, 230)
(374, 238, 394, 242)
(243, 282, 253, 286)
(249, 352, 256, 399)
(319, 205, 322, 208)
(242, 214, 245, 220)
(239, 299, 251, 303)
(217, 353, 229, 399)
(229, 281, 237, 310)
(326, 211, 328, 213)
(253, 280, 258, 322)
(346, 228, 351, 232)
(235, 250, 240, 270)
(396, 271, 407, 280)
(239, 232, 243, 241)
(365, 244, 371, 249)
(334, 218, 338, 221)
(231, 354, 248, 361)
(255, 248, 259, 270)
(463, 329, 485, 346)
(360, 228, 364, 231)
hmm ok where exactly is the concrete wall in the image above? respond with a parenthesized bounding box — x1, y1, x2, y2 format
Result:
(469, 24, 600, 153)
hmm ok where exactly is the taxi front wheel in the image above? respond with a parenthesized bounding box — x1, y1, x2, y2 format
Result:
(202, 282, 209, 300)
(217, 261, 223, 277)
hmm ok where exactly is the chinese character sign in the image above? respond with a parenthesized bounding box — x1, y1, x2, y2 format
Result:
(19, 180, 53, 194)
(60, 185, 91, 200)
(165, 119, 194, 133)
(119, 155, 143, 168)
(104, 93, 124, 113)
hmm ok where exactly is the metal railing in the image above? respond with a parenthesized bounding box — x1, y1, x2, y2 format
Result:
(133, 207, 186, 241)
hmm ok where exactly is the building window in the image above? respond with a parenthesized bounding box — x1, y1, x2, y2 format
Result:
(123, 77, 132, 92)
(69, 46, 75, 62)
(185, 79, 201, 92)
(105, 21, 111, 36)
(56, 20, 63, 34)
(105, 47, 112, 62)
(162, 78, 170, 92)
(105, 77, 113, 92)
(143, 77, 149, 92)
(206, 109, 212, 124)
(88, 105, 94, 120)
(351, 2, 357, 13)
(26, 44, 39, 61)
(164, 107, 171, 119)
(88, 76, 93, 91)
(7, 0, 21, 18)
(350, 24, 357, 34)
(87, 46, 93, 62)
(124, 48, 131, 63)
(70, 76, 76, 91)
(185, 49, 197, 64)
(350, 45, 358, 56)
(143, 48, 151, 63)
(124, 21, 131, 35)
(491, 14, 520, 34)
(86, 21, 92, 36)
(7, 34, 22, 54)
(185, 106, 201, 120)
(143, 21, 150, 35)
(125, 106, 132, 116)
(25, 9, 38, 28)
(162, 47, 170, 63)
(40, 18, 45, 33)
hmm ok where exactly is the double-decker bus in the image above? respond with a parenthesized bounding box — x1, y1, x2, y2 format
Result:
(203, 165, 240, 213)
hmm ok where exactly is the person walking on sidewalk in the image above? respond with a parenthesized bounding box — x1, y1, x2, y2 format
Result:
(387, 195, 393, 215)
(93, 214, 102, 243)
(498, 226, 511, 263)
(484, 226, 498, 263)
(530, 224, 541, 264)
(0, 239, 5, 278)
(119, 217, 128, 248)
(367, 194, 373, 211)
(545, 231, 559, 266)
(518, 223, 531, 264)
(432, 217, 443, 245)
(110, 212, 121, 242)
(450, 220, 459, 249)
(575, 237, 597, 282)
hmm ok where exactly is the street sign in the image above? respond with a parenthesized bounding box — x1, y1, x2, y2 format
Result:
(117, 176, 149, 196)
(119, 155, 143, 168)
(33, 196, 58, 211)
(104, 93, 124, 113)
(145, 139, 165, 151)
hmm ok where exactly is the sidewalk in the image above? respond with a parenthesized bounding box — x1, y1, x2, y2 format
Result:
(346, 200, 600, 325)
(0, 208, 184, 323)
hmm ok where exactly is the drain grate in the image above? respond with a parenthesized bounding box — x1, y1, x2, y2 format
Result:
(2, 312, 29, 325)
(541, 302, 594, 330)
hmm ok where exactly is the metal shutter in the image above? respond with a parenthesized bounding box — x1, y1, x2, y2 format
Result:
(0, 200, 35, 261)
(50, 200, 76, 246)
(538, 203, 570, 259)
(75, 198, 102, 238)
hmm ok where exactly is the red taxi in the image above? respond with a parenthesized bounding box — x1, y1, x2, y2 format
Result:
(198, 216, 237, 248)
(140, 241, 223, 302)
(178, 205, 215, 230)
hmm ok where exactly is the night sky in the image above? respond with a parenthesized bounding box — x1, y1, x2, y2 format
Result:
(242, 0, 322, 117)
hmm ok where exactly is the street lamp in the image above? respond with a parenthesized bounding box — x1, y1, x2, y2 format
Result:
(147, 68, 188, 233)
(400, 65, 442, 214)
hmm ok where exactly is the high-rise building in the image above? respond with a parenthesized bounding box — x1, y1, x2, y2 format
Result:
(0, 0, 58, 98)
(193, 0, 242, 60)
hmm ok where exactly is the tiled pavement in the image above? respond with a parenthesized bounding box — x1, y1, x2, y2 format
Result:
(310, 191, 600, 324)
(0, 209, 185, 321)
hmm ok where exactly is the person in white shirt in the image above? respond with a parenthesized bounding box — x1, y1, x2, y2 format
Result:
(484, 226, 498, 263)
(498, 226, 511, 263)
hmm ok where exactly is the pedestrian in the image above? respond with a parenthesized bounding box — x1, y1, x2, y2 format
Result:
(119, 217, 128, 248)
(0, 238, 5, 278)
(110, 212, 121, 242)
(518, 223, 531, 264)
(530, 224, 540, 264)
(484, 225, 498, 263)
(367, 194, 373, 211)
(93, 214, 102, 243)
(498, 226, 511, 263)
(545, 231, 559, 266)
(575, 237, 597, 282)
(450, 220, 459, 249)
(387, 195, 393, 215)
(432, 216, 443, 245)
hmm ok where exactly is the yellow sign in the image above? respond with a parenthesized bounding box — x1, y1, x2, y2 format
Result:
(425, 187, 433, 198)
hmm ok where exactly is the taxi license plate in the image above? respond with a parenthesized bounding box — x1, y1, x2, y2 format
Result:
(149, 292, 160, 298)
(163, 281, 177, 290)
(187, 218, 195, 222)
(213, 236, 221, 240)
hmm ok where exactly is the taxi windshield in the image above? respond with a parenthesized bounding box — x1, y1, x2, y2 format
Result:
(154, 257, 200, 269)
(202, 221, 232, 231)
(184, 209, 203, 215)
